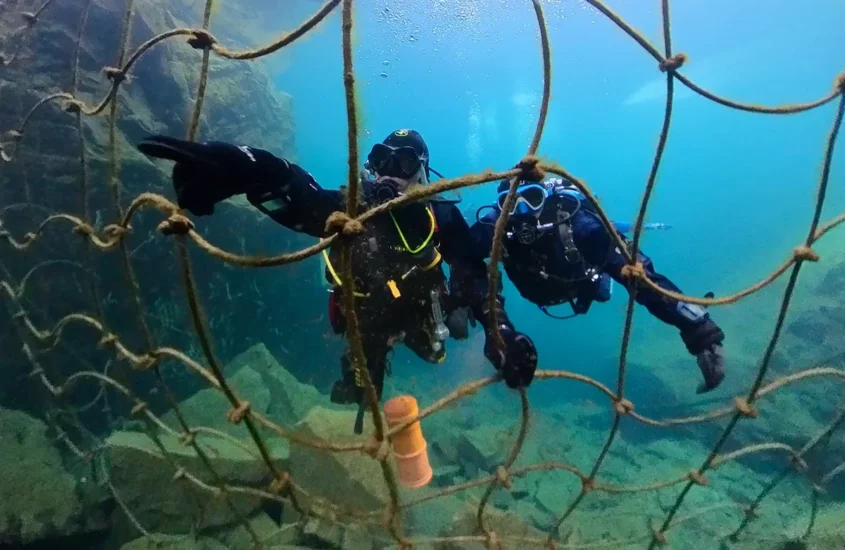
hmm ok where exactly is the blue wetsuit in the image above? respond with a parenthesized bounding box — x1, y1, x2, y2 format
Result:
(469, 183, 723, 356)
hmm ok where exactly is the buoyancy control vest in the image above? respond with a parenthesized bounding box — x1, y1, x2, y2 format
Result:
(324, 201, 445, 333)
(501, 182, 612, 314)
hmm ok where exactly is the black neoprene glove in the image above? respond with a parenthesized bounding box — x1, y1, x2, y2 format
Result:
(681, 319, 726, 393)
(475, 297, 538, 389)
(484, 327, 538, 389)
(137, 135, 289, 216)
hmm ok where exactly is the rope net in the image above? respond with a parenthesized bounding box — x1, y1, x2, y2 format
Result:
(1, 0, 844, 548)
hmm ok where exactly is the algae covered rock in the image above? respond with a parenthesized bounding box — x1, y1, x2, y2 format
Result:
(105, 429, 289, 536)
(160, 343, 325, 439)
(161, 366, 271, 438)
(440, 502, 547, 549)
(212, 511, 300, 550)
(457, 422, 512, 477)
(120, 534, 228, 550)
(224, 343, 324, 427)
(289, 406, 389, 512)
(0, 407, 99, 545)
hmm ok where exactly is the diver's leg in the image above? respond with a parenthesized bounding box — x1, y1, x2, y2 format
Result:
(330, 312, 391, 405)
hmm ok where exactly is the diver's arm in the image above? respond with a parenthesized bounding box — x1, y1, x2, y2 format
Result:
(442, 206, 537, 388)
(136, 135, 343, 237)
(469, 212, 497, 260)
(434, 202, 490, 309)
(245, 158, 344, 238)
(574, 211, 724, 347)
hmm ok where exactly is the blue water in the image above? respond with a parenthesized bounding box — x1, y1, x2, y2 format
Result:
(271, 0, 845, 403)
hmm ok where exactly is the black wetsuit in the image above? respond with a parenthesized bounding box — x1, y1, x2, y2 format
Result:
(470, 183, 725, 363)
(244, 159, 489, 404)
(135, 135, 540, 420)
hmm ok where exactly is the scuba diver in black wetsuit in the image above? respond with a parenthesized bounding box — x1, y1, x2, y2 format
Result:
(456, 176, 727, 394)
(137, 129, 538, 432)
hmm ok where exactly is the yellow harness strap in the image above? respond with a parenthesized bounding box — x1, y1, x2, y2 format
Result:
(321, 205, 440, 299)
(321, 246, 370, 298)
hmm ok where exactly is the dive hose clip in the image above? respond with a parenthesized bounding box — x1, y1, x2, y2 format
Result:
(429, 289, 450, 352)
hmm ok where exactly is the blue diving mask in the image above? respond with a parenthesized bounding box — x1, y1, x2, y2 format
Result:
(496, 183, 547, 216)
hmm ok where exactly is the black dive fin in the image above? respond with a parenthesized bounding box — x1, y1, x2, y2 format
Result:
(354, 402, 366, 434)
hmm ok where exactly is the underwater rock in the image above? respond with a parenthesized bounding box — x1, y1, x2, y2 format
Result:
(815, 261, 845, 297)
(104, 429, 289, 539)
(433, 464, 463, 486)
(211, 511, 300, 550)
(0, 407, 102, 545)
(224, 343, 325, 428)
(786, 313, 832, 345)
(161, 366, 271, 438)
(534, 471, 582, 517)
(300, 516, 380, 550)
(0, 0, 314, 409)
(456, 423, 513, 477)
(440, 502, 546, 549)
(120, 534, 228, 550)
(288, 406, 389, 512)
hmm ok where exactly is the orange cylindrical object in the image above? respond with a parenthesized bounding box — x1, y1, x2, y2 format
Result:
(384, 395, 432, 489)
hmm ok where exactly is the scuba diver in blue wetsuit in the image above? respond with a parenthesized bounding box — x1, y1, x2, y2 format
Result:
(136, 129, 538, 432)
(454, 176, 726, 394)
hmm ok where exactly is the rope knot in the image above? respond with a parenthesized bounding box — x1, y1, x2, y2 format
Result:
(102, 67, 126, 84)
(516, 155, 545, 182)
(365, 436, 390, 461)
(178, 430, 196, 446)
(136, 353, 159, 371)
(227, 401, 251, 424)
(7, 130, 23, 141)
(613, 397, 635, 415)
(687, 469, 708, 486)
(659, 53, 687, 73)
(733, 397, 758, 418)
(158, 214, 195, 236)
(63, 100, 83, 114)
(12, 310, 25, 321)
(581, 476, 595, 493)
(130, 401, 147, 416)
(188, 30, 216, 50)
(21, 11, 37, 25)
(102, 224, 130, 242)
(269, 472, 291, 494)
(496, 466, 513, 490)
(793, 245, 819, 262)
(620, 262, 646, 281)
(172, 468, 186, 481)
(325, 211, 364, 237)
(791, 454, 808, 472)
(651, 525, 668, 547)
(835, 73, 845, 93)
(97, 333, 117, 348)
(484, 531, 500, 550)
(28, 367, 44, 378)
(72, 223, 94, 236)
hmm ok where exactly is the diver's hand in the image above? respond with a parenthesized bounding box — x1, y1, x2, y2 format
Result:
(484, 328, 538, 389)
(696, 344, 726, 394)
(445, 306, 476, 340)
(137, 135, 278, 216)
(681, 319, 726, 393)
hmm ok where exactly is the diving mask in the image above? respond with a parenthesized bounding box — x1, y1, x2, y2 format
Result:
(496, 183, 547, 215)
(367, 143, 425, 180)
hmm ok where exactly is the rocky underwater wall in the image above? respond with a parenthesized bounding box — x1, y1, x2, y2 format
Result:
(0, 0, 341, 421)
